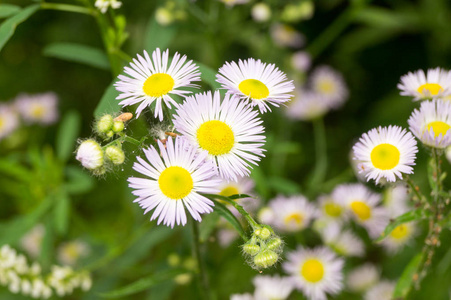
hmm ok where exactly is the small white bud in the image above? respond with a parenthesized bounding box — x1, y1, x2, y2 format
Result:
(76, 140, 104, 170)
(251, 3, 271, 22)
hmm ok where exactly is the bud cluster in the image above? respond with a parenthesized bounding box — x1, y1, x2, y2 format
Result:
(76, 113, 131, 175)
(0, 245, 91, 299)
(242, 225, 283, 270)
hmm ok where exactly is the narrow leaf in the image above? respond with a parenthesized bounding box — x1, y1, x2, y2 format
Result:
(56, 110, 81, 162)
(393, 254, 422, 298)
(376, 209, 430, 242)
(144, 18, 177, 51)
(43, 42, 110, 70)
(100, 269, 185, 298)
(0, 5, 39, 52)
(0, 4, 21, 18)
(54, 191, 70, 235)
(64, 166, 94, 195)
(210, 200, 247, 241)
(94, 80, 121, 117)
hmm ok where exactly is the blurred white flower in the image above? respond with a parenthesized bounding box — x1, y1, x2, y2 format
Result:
(251, 3, 271, 22)
(0, 103, 19, 141)
(95, 0, 122, 13)
(270, 23, 304, 48)
(398, 68, 451, 100)
(15, 93, 58, 125)
(291, 51, 311, 72)
(253, 275, 294, 300)
(310, 66, 348, 109)
(57, 240, 90, 266)
(20, 224, 45, 258)
(364, 280, 395, 300)
(346, 263, 380, 293)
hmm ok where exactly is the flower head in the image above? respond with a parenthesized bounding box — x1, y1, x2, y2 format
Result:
(309, 66, 348, 109)
(285, 88, 330, 121)
(364, 280, 395, 300)
(253, 275, 294, 300)
(0, 103, 19, 141)
(216, 58, 295, 113)
(115, 48, 200, 120)
(95, 0, 122, 13)
(283, 246, 344, 300)
(408, 99, 451, 149)
(353, 125, 418, 183)
(173, 91, 265, 181)
(398, 68, 451, 100)
(319, 224, 365, 257)
(128, 137, 220, 228)
(75, 140, 104, 171)
(346, 263, 380, 293)
(15, 93, 58, 125)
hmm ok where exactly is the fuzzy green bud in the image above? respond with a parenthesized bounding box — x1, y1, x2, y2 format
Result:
(105, 146, 125, 165)
(106, 130, 114, 138)
(243, 243, 260, 256)
(254, 227, 271, 240)
(97, 115, 114, 134)
(112, 120, 125, 133)
(92, 166, 106, 176)
(266, 237, 282, 251)
(253, 250, 278, 269)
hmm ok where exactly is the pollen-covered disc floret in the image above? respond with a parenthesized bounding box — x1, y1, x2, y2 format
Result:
(332, 183, 388, 239)
(353, 125, 418, 183)
(115, 48, 200, 120)
(173, 91, 265, 181)
(128, 137, 220, 228)
(408, 99, 451, 149)
(283, 246, 344, 300)
(267, 195, 317, 233)
(398, 68, 451, 100)
(216, 58, 295, 113)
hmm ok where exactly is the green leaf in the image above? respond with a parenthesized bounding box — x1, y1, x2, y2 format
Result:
(0, 4, 21, 18)
(354, 7, 419, 29)
(94, 80, 121, 118)
(0, 197, 53, 245)
(64, 166, 94, 195)
(56, 110, 81, 162)
(197, 62, 220, 90)
(100, 268, 185, 298)
(43, 42, 110, 70)
(393, 254, 422, 298)
(376, 209, 430, 242)
(210, 200, 247, 241)
(54, 191, 70, 235)
(267, 176, 301, 194)
(199, 212, 219, 243)
(0, 4, 39, 52)
(144, 18, 177, 51)
(0, 158, 32, 182)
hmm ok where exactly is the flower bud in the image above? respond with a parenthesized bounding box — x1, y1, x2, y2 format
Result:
(96, 114, 114, 134)
(92, 166, 106, 176)
(266, 237, 282, 251)
(106, 130, 114, 138)
(253, 250, 278, 269)
(254, 227, 271, 240)
(112, 120, 124, 133)
(174, 273, 192, 285)
(76, 140, 104, 170)
(251, 3, 271, 22)
(105, 146, 125, 165)
(243, 243, 260, 256)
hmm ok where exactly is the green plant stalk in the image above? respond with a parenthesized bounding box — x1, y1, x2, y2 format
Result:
(218, 196, 260, 230)
(308, 117, 327, 190)
(40, 2, 93, 15)
(406, 176, 426, 205)
(191, 220, 211, 300)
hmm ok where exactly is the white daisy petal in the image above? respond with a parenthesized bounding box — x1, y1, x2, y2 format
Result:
(398, 68, 451, 100)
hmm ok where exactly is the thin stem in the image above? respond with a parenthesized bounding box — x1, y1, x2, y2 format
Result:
(406, 176, 426, 205)
(191, 221, 210, 300)
(40, 2, 93, 15)
(308, 117, 327, 190)
(219, 196, 260, 230)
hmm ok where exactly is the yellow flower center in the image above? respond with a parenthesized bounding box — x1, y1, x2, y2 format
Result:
(220, 186, 240, 197)
(158, 166, 193, 199)
(323, 202, 342, 217)
(0, 117, 4, 129)
(197, 120, 235, 156)
(350, 201, 371, 221)
(63, 244, 81, 260)
(417, 83, 442, 96)
(31, 105, 45, 118)
(238, 79, 270, 100)
(390, 224, 410, 240)
(284, 213, 304, 226)
(317, 80, 335, 94)
(301, 259, 324, 283)
(370, 143, 400, 170)
(426, 121, 451, 138)
(143, 73, 175, 97)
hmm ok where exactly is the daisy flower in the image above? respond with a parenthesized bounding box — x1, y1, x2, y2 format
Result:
(57, 240, 90, 266)
(283, 246, 344, 300)
(173, 91, 265, 181)
(364, 280, 395, 300)
(346, 263, 380, 293)
(398, 68, 451, 100)
(95, 0, 122, 13)
(20, 224, 45, 259)
(332, 184, 388, 238)
(270, 23, 304, 48)
(319, 224, 365, 257)
(408, 99, 451, 149)
(383, 184, 409, 217)
(381, 222, 416, 254)
(115, 48, 200, 120)
(291, 51, 311, 72)
(316, 194, 345, 224)
(128, 136, 220, 228)
(353, 125, 418, 184)
(285, 89, 330, 121)
(267, 195, 317, 233)
(309, 66, 348, 109)
(216, 58, 295, 113)
(0, 103, 19, 141)
(217, 176, 259, 216)
(15, 93, 58, 125)
(253, 275, 294, 300)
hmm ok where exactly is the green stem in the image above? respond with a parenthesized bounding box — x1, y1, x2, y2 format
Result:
(191, 221, 211, 300)
(219, 196, 259, 230)
(40, 2, 93, 15)
(308, 117, 327, 190)
(406, 176, 426, 205)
